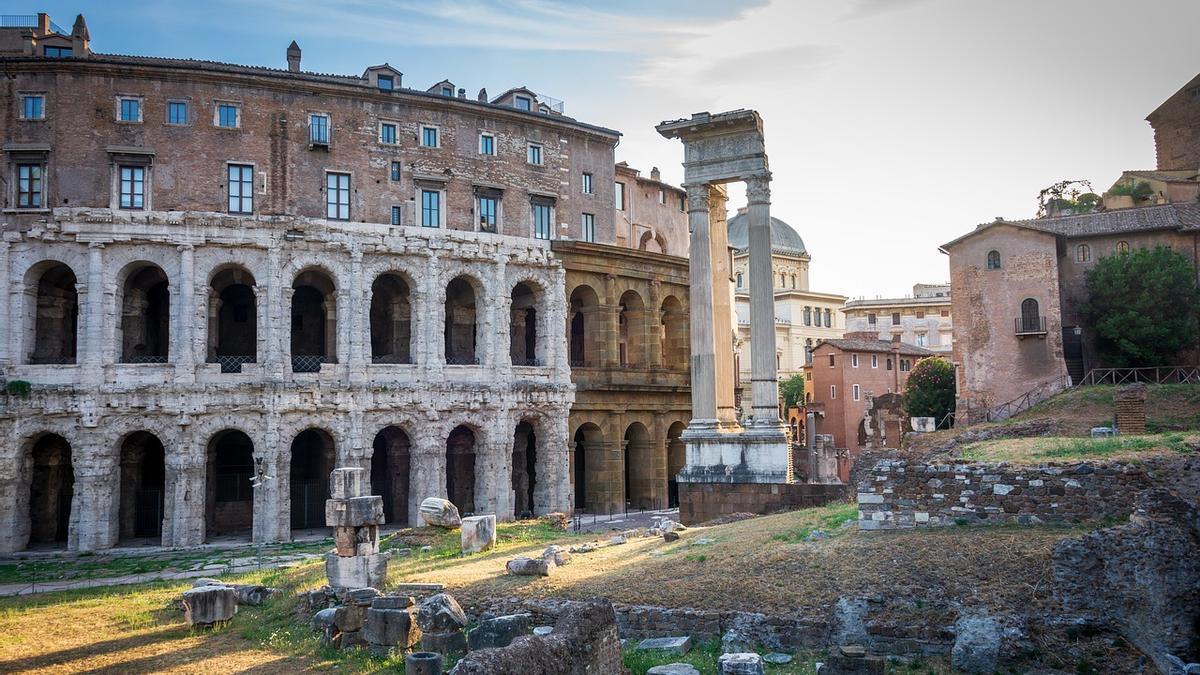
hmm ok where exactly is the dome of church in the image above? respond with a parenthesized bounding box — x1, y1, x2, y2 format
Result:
(726, 211, 807, 256)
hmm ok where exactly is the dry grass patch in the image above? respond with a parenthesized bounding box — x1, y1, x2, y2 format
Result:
(959, 432, 1198, 464)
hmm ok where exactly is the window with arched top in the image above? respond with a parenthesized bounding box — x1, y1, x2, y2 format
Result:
(1116, 240, 1130, 254)
(1019, 298, 1041, 333)
(736, 272, 743, 288)
(986, 250, 1001, 270)
(1076, 244, 1091, 263)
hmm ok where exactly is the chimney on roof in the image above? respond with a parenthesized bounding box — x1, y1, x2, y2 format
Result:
(650, 167, 661, 182)
(71, 14, 91, 56)
(38, 13, 51, 35)
(457, 88, 466, 99)
(286, 40, 301, 72)
(477, 88, 488, 102)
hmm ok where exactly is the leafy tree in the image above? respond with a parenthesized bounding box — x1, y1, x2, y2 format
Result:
(779, 373, 805, 410)
(903, 357, 955, 428)
(1084, 245, 1200, 367)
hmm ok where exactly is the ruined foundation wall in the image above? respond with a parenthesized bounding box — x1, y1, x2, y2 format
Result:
(678, 481, 849, 526)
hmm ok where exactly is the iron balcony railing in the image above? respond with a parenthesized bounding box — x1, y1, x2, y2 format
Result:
(291, 355, 329, 373)
(1014, 316, 1047, 335)
(568, 359, 594, 368)
(28, 356, 76, 365)
(511, 357, 542, 367)
(210, 355, 255, 374)
(1081, 366, 1200, 386)
(1, 15, 68, 34)
(445, 355, 479, 366)
(123, 355, 169, 364)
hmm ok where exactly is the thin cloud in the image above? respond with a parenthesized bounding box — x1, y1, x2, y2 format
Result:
(700, 45, 836, 85)
(844, 0, 933, 20)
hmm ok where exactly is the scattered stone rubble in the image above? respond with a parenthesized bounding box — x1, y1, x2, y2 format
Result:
(460, 514, 496, 554)
(325, 468, 389, 589)
(817, 645, 883, 674)
(309, 587, 421, 653)
(447, 599, 623, 674)
(420, 497, 462, 528)
(417, 592, 470, 654)
(180, 578, 279, 626)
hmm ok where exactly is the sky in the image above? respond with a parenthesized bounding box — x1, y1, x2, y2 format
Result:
(21, 0, 1200, 298)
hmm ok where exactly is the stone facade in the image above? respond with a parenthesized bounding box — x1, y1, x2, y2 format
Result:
(1146, 70, 1200, 172)
(614, 162, 689, 258)
(842, 283, 952, 354)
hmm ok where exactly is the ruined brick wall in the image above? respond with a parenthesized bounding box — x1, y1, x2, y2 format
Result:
(856, 459, 1156, 530)
(1148, 74, 1200, 171)
(678, 481, 848, 526)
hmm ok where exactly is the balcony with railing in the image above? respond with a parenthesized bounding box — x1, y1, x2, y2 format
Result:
(209, 355, 256, 374)
(1014, 316, 1047, 337)
(291, 355, 330, 373)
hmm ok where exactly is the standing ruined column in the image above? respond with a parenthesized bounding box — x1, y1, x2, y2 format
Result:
(707, 187, 738, 425)
(408, 429, 446, 527)
(175, 244, 196, 382)
(347, 247, 366, 376)
(70, 442, 119, 552)
(82, 242, 105, 372)
(684, 183, 718, 426)
(163, 425, 205, 547)
(0, 242, 10, 367)
(264, 244, 283, 379)
(745, 174, 783, 428)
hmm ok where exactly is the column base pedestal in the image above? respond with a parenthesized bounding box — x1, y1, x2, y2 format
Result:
(679, 422, 791, 484)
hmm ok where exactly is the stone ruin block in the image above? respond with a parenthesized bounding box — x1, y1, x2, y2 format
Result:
(420, 497, 462, 528)
(334, 524, 380, 556)
(362, 606, 422, 650)
(460, 514, 496, 554)
(326, 496, 385, 527)
(719, 652, 765, 674)
(416, 592, 469, 655)
(467, 613, 531, 650)
(182, 585, 237, 626)
(325, 552, 389, 590)
(330, 467, 369, 499)
(506, 556, 554, 576)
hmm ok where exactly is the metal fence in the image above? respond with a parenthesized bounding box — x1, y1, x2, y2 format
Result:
(1080, 366, 1200, 386)
(291, 355, 328, 373)
(210, 355, 255, 374)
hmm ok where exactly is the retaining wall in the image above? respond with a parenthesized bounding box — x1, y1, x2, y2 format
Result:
(678, 481, 850, 526)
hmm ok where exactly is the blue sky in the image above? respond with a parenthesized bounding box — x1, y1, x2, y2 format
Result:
(18, 1, 1200, 298)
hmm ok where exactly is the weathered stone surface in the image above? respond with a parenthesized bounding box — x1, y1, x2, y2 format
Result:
(448, 600, 623, 674)
(325, 552, 389, 590)
(648, 665, 701, 675)
(1053, 489, 1200, 673)
(831, 597, 869, 646)
(312, 607, 339, 647)
(609, 534, 627, 545)
(467, 613, 531, 651)
(325, 496, 385, 528)
(405, 651, 444, 675)
(345, 587, 381, 605)
(371, 595, 415, 610)
(763, 653, 792, 664)
(540, 544, 571, 566)
(182, 585, 237, 626)
(334, 525, 380, 556)
(718, 652, 765, 674)
(951, 614, 1002, 674)
(420, 498, 462, 528)
(460, 514, 496, 554)
(334, 604, 369, 633)
(362, 607, 421, 648)
(532, 625, 554, 636)
(637, 636, 692, 655)
(819, 645, 885, 674)
(663, 531, 680, 542)
(416, 593, 469, 632)
(329, 467, 369, 500)
(568, 542, 598, 554)
(421, 629, 467, 654)
(506, 556, 554, 576)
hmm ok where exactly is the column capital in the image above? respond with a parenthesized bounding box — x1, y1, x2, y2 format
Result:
(684, 183, 711, 212)
(745, 174, 771, 204)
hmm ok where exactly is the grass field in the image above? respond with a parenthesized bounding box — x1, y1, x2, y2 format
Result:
(958, 431, 1198, 464)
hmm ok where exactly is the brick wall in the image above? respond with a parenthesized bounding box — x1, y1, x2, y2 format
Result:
(678, 481, 849, 526)
(856, 459, 1155, 530)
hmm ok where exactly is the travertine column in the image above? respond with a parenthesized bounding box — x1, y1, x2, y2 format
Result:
(257, 414, 286, 543)
(708, 187, 738, 424)
(408, 430, 445, 527)
(175, 244, 196, 381)
(70, 444, 119, 551)
(0, 242, 9, 367)
(745, 175, 782, 428)
(648, 280, 663, 368)
(264, 244, 283, 379)
(83, 243, 105, 373)
(348, 248, 365, 375)
(684, 183, 718, 425)
(163, 426, 205, 547)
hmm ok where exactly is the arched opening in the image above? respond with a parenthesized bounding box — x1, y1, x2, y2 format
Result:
(370, 273, 412, 364)
(206, 430, 254, 541)
(290, 429, 335, 532)
(618, 290, 646, 366)
(209, 266, 257, 373)
(444, 276, 478, 365)
(371, 426, 411, 526)
(446, 425, 477, 514)
(510, 282, 539, 366)
(26, 434, 73, 548)
(120, 264, 170, 363)
(30, 263, 78, 364)
(1020, 298, 1041, 333)
(118, 431, 165, 545)
(666, 421, 686, 508)
(571, 423, 604, 511)
(568, 285, 600, 367)
(623, 422, 655, 510)
(986, 250, 1001, 270)
(660, 295, 687, 370)
(512, 420, 537, 518)
(291, 269, 336, 372)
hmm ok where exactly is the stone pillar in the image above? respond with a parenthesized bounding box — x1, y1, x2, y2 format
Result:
(537, 411, 571, 515)
(264, 245, 284, 379)
(648, 280, 663, 369)
(684, 184, 719, 425)
(745, 175, 782, 429)
(0, 424, 25, 552)
(0, 242, 9, 367)
(491, 257, 507, 368)
(708, 187, 738, 425)
(476, 430, 513, 520)
(408, 430, 445, 527)
(348, 248, 366, 377)
(602, 274, 619, 367)
(70, 444, 118, 552)
(175, 244, 196, 382)
(256, 414, 286, 543)
(280, 287, 294, 376)
(163, 426, 205, 547)
(425, 254, 443, 368)
(82, 242, 106, 375)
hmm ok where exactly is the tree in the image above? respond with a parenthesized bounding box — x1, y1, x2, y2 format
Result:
(1084, 245, 1200, 367)
(779, 373, 805, 410)
(903, 357, 955, 428)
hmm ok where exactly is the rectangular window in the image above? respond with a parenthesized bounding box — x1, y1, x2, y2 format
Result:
(658, 189, 666, 204)
(941, 309, 949, 317)
(119, 97, 140, 122)
(828, 354, 835, 367)
(679, 195, 686, 212)
(582, 212, 595, 242)
(477, 196, 498, 232)
(852, 384, 861, 401)
(615, 182, 625, 210)
(167, 101, 188, 125)
(421, 189, 441, 227)
(825, 309, 832, 328)
(391, 206, 402, 226)
(377, 75, 394, 91)
(871, 354, 878, 368)
(479, 133, 495, 155)
(917, 333, 927, 347)
(217, 103, 239, 128)
(851, 354, 859, 368)
(380, 123, 397, 144)
(887, 358, 893, 371)
(441, 86, 453, 96)
(227, 164, 254, 214)
(17, 164, 43, 208)
(44, 46, 72, 57)
(21, 95, 44, 120)
(916, 310, 925, 319)
(310, 114, 329, 144)
(830, 385, 837, 400)
(532, 202, 552, 240)
(867, 313, 876, 326)
(582, 172, 593, 195)
(119, 166, 145, 209)
(390, 161, 402, 181)
(514, 95, 532, 111)
(892, 312, 901, 326)
(421, 126, 438, 147)
(527, 143, 542, 165)
(326, 172, 350, 220)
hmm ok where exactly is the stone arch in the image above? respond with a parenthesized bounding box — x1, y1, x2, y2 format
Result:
(666, 420, 687, 508)
(623, 421, 655, 510)
(638, 230, 668, 255)
(117, 262, 170, 363)
(571, 422, 604, 512)
(370, 271, 413, 364)
(25, 261, 79, 364)
(446, 424, 478, 514)
(568, 284, 601, 367)
(510, 281, 541, 366)
(618, 289, 647, 366)
(289, 428, 336, 532)
(22, 433, 74, 549)
(208, 264, 258, 371)
(291, 267, 337, 372)
(660, 294, 688, 370)
(371, 425, 412, 526)
(117, 431, 166, 544)
(205, 429, 255, 541)
(444, 274, 480, 365)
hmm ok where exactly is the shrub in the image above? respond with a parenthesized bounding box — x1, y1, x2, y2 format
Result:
(903, 357, 955, 428)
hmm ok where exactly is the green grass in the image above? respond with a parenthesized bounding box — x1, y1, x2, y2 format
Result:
(769, 503, 858, 543)
(622, 642, 952, 674)
(959, 432, 1196, 463)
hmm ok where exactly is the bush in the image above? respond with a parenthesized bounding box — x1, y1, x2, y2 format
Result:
(903, 357, 955, 428)
(779, 373, 805, 410)
(5, 380, 32, 399)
